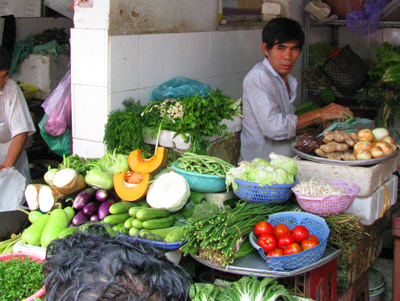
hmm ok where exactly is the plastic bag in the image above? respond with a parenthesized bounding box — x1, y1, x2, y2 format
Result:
(318, 117, 375, 137)
(0, 167, 26, 212)
(347, 0, 391, 36)
(151, 77, 212, 101)
(41, 69, 71, 136)
(39, 114, 71, 156)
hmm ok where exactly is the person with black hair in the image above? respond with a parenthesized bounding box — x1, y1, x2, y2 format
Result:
(44, 225, 193, 301)
(240, 17, 352, 161)
(0, 46, 35, 188)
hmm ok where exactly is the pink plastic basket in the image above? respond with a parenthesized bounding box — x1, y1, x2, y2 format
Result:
(293, 180, 360, 216)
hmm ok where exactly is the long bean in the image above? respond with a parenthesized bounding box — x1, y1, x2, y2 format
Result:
(177, 152, 234, 177)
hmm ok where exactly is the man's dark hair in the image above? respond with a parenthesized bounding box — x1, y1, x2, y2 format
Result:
(262, 17, 305, 51)
(0, 46, 12, 71)
(44, 225, 193, 301)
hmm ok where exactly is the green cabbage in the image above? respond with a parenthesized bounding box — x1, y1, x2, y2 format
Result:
(269, 152, 298, 177)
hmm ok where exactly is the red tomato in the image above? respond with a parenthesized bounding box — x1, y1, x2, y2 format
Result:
(292, 225, 310, 243)
(284, 243, 302, 255)
(277, 233, 295, 249)
(308, 234, 320, 244)
(267, 248, 284, 257)
(301, 238, 318, 251)
(254, 221, 274, 237)
(257, 234, 277, 253)
(274, 224, 291, 239)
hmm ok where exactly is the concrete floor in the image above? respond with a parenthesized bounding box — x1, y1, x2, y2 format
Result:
(371, 256, 393, 301)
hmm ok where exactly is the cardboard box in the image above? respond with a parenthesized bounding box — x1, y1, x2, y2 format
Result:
(345, 175, 398, 225)
(11, 53, 70, 100)
(293, 152, 400, 197)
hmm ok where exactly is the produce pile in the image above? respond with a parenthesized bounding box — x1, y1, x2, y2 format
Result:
(295, 127, 398, 161)
(104, 89, 242, 155)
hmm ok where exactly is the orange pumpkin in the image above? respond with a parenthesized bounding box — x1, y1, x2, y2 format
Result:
(128, 147, 168, 174)
(113, 172, 152, 202)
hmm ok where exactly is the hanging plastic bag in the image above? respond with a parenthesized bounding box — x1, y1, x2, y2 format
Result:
(42, 69, 71, 136)
(39, 114, 71, 156)
(151, 77, 212, 101)
(0, 167, 26, 212)
(347, 0, 391, 36)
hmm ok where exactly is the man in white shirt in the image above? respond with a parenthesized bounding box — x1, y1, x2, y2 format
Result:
(0, 46, 36, 187)
(240, 18, 352, 161)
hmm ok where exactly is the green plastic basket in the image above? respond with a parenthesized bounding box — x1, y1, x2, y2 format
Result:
(171, 162, 227, 193)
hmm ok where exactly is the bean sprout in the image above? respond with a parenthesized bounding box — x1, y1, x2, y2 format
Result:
(292, 178, 347, 197)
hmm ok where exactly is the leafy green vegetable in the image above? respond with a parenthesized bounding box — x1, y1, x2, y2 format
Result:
(0, 256, 44, 300)
(269, 152, 298, 178)
(320, 86, 335, 104)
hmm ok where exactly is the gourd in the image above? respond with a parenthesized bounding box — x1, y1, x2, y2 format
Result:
(113, 172, 152, 202)
(127, 147, 168, 174)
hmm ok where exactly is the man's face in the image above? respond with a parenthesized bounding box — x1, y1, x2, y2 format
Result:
(0, 70, 9, 91)
(262, 40, 301, 80)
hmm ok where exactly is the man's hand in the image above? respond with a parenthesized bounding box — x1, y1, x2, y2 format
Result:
(318, 103, 353, 122)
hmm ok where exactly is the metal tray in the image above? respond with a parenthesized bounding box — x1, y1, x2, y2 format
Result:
(292, 142, 400, 166)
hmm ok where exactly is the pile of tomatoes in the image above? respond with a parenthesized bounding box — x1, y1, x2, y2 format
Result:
(254, 221, 320, 257)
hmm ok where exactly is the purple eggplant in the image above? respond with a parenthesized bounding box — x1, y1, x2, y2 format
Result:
(90, 214, 100, 222)
(73, 188, 96, 209)
(83, 201, 101, 216)
(98, 200, 114, 220)
(72, 210, 90, 226)
(95, 189, 108, 202)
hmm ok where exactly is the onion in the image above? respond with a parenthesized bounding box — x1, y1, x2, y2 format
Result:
(353, 141, 373, 155)
(357, 129, 375, 143)
(380, 135, 398, 151)
(371, 145, 384, 158)
(375, 141, 394, 156)
(356, 150, 372, 160)
(372, 128, 389, 142)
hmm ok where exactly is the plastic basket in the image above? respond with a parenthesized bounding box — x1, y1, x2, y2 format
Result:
(171, 162, 227, 193)
(234, 178, 298, 204)
(0, 252, 45, 301)
(249, 211, 330, 271)
(293, 180, 360, 216)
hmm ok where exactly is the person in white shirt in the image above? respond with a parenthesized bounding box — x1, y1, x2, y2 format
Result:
(0, 46, 36, 187)
(240, 17, 353, 161)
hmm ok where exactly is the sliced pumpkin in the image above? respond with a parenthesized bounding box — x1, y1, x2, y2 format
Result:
(128, 147, 168, 174)
(113, 172, 152, 202)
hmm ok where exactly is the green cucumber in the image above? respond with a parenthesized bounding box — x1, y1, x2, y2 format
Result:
(109, 201, 136, 215)
(124, 216, 135, 229)
(129, 227, 140, 237)
(138, 229, 164, 241)
(142, 216, 176, 230)
(136, 208, 170, 221)
(58, 226, 77, 239)
(103, 212, 131, 225)
(117, 223, 129, 235)
(128, 206, 143, 217)
(131, 219, 144, 229)
(164, 227, 185, 243)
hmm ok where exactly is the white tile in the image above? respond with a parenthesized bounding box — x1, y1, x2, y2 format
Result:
(244, 29, 263, 71)
(73, 0, 110, 30)
(72, 139, 106, 158)
(383, 28, 400, 45)
(228, 30, 245, 74)
(110, 35, 139, 93)
(110, 90, 139, 111)
(204, 76, 228, 93)
(72, 84, 108, 142)
(70, 28, 108, 86)
(138, 87, 156, 106)
(138, 34, 165, 88)
(209, 31, 228, 77)
(226, 72, 246, 100)
(188, 32, 210, 79)
(165, 33, 189, 80)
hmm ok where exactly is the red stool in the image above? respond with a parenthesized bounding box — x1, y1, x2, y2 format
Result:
(392, 212, 400, 301)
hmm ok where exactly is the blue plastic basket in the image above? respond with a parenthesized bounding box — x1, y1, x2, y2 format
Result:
(234, 178, 298, 204)
(249, 211, 330, 271)
(171, 162, 227, 193)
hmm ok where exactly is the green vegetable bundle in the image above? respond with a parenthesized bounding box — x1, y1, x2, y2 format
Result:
(181, 201, 299, 265)
(177, 152, 234, 177)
